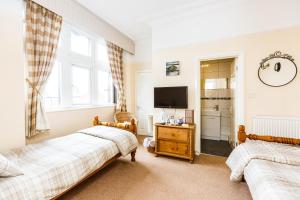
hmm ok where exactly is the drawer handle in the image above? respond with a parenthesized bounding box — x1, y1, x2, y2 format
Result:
(171, 133, 175, 137)
(171, 147, 178, 151)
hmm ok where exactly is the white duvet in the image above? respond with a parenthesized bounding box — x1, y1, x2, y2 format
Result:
(226, 139, 300, 181)
(244, 159, 300, 200)
(78, 125, 138, 156)
(226, 139, 300, 200)
(0, 126, 138, 200)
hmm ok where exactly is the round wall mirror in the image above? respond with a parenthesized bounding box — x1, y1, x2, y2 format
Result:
(258, 51, 297, 87)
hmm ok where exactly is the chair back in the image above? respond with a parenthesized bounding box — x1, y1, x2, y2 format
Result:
(114, 112, 133, 123)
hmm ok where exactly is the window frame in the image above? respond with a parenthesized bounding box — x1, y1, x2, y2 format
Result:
(44, 61, 62, 108)
(44, 23, 115, 112)
(71, 64, 92, 105)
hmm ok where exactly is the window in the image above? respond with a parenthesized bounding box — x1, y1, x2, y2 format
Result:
(96, 41, 108, 62)
(95, 39, 113, 105)
(44, 61, 61, 108)
(72, 65, 91, 105)
(43, 24, 114, 110)
(97, 70, 113, 104)
(71, 31, 91, 56)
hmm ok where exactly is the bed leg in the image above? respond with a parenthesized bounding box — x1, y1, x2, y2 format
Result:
(131, 150, 136, 162)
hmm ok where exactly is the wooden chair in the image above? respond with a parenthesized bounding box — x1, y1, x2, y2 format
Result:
(114, 112, 137, 124)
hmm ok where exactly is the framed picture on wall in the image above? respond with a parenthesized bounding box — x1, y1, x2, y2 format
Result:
(166, 61, 180, 76)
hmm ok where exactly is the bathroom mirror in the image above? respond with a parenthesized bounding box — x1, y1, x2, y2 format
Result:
(204, 78, 228, 89)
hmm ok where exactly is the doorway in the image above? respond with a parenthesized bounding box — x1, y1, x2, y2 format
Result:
(200, 58, 236, 157)
(135, 70, 153, 136)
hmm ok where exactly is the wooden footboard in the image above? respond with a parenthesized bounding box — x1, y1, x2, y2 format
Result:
(238, 125, 300, 145)
(93, 116, 137, 135)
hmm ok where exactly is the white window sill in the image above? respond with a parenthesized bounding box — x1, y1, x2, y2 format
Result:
(46, 104, 116, 113)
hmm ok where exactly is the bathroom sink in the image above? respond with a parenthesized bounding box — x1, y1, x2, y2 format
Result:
(201, 110, 221, 116)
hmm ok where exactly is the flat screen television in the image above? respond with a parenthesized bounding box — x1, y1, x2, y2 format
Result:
(154, 86, 188, 109)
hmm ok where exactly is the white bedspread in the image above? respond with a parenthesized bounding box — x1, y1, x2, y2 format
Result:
(0, 133, 119, 200)
(244, 160, 300, 200)
(78, 126, 138, 156)
(226, 139, 300, 181)
(226, 139, 300, 200)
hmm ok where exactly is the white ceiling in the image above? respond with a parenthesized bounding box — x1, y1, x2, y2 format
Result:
(74, 0, 300, 45)
(74, 0, 221, 41)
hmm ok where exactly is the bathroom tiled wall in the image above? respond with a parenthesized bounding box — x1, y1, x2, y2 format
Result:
(201, 59, 235, 141)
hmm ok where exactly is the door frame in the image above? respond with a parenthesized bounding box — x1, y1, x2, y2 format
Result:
(135, 69, 153, 136)
(194, 52, 245, 154)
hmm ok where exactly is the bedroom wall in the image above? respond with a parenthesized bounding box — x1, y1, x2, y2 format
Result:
(26, 0, 131, 143)
(152, 26, 300, 153)
(0, 0, 26, 151)
(124, 37, 152, 114)
(27, 106, 115, 144)
(0, 0, 133, 148)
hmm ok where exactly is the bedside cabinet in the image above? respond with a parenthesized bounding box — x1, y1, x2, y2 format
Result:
(155, 124, 195, 163)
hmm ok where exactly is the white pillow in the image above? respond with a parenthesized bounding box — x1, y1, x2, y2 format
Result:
(0, 154, 23, 177)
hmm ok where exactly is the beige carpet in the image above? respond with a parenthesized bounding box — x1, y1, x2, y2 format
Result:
(61, 139, 251, 200)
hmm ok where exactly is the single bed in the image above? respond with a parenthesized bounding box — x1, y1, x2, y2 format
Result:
(0, 116, 138, 200)
(244, 159, 300, 200)
(226, 125, 300, 200)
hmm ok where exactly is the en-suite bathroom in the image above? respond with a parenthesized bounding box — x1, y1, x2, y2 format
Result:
(200, 58, 235, 157)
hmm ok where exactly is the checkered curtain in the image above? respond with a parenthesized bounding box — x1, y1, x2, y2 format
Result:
(25, 0, 62, 137)
(106, 41, 127, 111)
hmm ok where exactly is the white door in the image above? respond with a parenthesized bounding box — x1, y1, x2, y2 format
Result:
(136, 71, 153, 136)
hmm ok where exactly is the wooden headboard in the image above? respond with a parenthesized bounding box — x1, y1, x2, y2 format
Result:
(238, 125, 300, 145)
(93, 116, 137, 135)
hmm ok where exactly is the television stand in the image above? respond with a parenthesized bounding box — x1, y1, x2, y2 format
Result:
(154, 123, 195, 163)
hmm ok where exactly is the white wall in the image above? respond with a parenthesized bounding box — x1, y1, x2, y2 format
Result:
(26, 0, 128, 143)
(152, 27, 300, 153)
(131, 38, 152, 65)
(28, 106, 115, 144)
(151, 0, 300, 50)
(146, 0, 300, 153)
(124, 37, 152, 114)
(34, 0, 135, 53)
(0, 0, 25, 151)
(0, 0, 134, 148)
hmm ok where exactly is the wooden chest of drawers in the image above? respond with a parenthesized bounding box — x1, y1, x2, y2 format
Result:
(155, 124, 195, 163)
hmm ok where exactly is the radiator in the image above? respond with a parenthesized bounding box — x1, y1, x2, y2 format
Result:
(253, 116, 300, 139)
